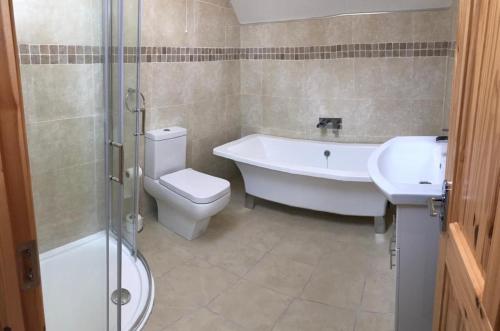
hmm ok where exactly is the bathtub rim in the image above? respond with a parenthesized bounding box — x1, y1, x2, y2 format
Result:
(214, 134, 379, 183)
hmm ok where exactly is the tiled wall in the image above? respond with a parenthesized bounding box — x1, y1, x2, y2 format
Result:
(13, 0, 104, 252)
(240, 9, 457, 142)
(15, 0, 457, 249)
(138, 0, 241, 214)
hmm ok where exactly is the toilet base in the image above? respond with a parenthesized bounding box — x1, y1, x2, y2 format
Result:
(157, 202, 211, 240)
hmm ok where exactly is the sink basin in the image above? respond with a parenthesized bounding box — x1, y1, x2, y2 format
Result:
(368, 136, 447, 205)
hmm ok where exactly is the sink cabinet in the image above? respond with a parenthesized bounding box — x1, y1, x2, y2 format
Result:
(394, 205, 441, 331)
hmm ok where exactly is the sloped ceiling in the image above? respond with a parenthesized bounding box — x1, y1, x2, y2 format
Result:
(231, 0, 452, 24)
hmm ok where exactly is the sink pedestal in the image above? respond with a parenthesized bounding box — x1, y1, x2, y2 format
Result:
(395, 205, 441, 331)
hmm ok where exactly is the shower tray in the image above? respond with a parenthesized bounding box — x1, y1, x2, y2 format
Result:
(39, 232, 154, 330)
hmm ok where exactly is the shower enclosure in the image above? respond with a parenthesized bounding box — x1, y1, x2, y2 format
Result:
(13, 0, 153, 330)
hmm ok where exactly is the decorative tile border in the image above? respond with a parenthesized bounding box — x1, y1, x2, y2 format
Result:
(18, 41, 455, 65)
(239, 41, 456, 60)
(18, 44, 104, 65)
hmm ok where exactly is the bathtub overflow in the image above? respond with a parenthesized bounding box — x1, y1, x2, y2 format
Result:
(324, 150, 331, 158)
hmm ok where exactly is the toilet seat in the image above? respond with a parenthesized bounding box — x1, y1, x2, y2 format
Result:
(159, 168, 230, 204)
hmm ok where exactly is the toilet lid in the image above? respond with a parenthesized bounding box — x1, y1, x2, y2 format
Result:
(159, 168, 230, 204)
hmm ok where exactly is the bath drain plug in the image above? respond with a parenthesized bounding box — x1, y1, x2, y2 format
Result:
(111, 288, 131, 305)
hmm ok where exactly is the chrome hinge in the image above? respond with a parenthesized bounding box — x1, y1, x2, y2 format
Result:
(16, 240, 39, 290)
(429, 180, 452, 233)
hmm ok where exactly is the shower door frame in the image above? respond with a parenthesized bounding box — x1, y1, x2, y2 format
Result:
(104, 0, 144, 329)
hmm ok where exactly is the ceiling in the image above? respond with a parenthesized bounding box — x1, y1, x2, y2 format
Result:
(231, 0, 452, 24)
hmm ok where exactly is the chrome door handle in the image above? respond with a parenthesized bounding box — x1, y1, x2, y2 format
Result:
(109, 141, 124, 184)
(428, 180, 452, 232)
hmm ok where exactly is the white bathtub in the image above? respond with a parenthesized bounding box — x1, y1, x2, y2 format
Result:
(214, 134, 388, 230)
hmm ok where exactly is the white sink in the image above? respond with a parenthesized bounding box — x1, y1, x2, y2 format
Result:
(368, 136, 447, 205)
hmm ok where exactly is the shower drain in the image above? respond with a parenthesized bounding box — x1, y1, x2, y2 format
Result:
(111, 288, 131, 305)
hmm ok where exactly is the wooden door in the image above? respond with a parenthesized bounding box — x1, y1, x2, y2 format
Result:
(0, 0, 45, 330)
(433, 0, 500, 330)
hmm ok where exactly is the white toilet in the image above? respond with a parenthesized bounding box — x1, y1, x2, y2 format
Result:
(144, 127, 231, 240)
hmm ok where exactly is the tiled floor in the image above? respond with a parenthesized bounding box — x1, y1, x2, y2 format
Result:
(140, 178, 395, 331)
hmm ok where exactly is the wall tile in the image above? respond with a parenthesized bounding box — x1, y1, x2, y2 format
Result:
(151, 63, 189, 107)
(411, 100, 445, 135)
(225, 26, 241, 47)
(142, 0, 192, 47)
(185, 62, 226, 102)
(304, 59, 355, 99)
(323, 15, 353, 44)
(13, 0, 99, 44)
(240, 95, 263, 129)
(188, 95, 226, 141)
(354, 58, 414, 99)
(32, 162, 97, 240)
(354, 99, 415, 137)
(146, 105, 189, 131)
(286, 20, 327, 47)
(412, 57, 446, 100)
(193, 1, 226, 47)
(224, 61, 241, 96)
(262, 61, 306, 98)
(351, 12, 413, 43)
(21, 65, 99, 123)
(225, 94, 242, 141)
(412, 9, 452, 41)
(240, 23, 287, 48)
(27, 117, 95, 176)
(240, 61, 263, 95)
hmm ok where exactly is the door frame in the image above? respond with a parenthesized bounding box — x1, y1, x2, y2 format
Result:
(0, 0, 45, 330)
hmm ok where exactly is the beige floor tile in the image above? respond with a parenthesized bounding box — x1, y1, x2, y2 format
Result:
(178, 226, 269, 277)
(139, 217, 187, 253)
(157, 258, 239, 309)
(165, 308, 247, 331)
(143, 305, 195, 331)
(270, 236, 326, 266)
(209, 279, 292, 331)
(146, 244, 194, 278)
(361, 272, 396, 313)
(273, 299, 356, 331)
(355, 311, 395, 331)
(301, 270, 365, 309)
(142, 177, 396, 330)
(143, 282, 197, 331)
(244, 253, 314, 297)
(316, 241, 377, 276)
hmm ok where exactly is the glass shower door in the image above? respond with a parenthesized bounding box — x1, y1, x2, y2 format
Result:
(105, 0, 143, 330)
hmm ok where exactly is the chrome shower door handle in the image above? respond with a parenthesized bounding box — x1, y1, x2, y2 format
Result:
(109, 141, 124, 184)
(140, 106, 146, 136)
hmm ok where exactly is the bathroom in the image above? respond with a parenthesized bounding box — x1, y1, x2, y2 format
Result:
(2, 0, 500, 330)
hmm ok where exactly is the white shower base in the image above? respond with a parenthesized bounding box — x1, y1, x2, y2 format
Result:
(40, 231, 154, 331)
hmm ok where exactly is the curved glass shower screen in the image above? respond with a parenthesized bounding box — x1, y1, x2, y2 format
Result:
(105, 0, 147, 330)
(14, 0, 149, 329)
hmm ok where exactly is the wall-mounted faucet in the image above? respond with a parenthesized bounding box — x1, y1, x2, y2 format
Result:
(317, 117, 342, 136)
